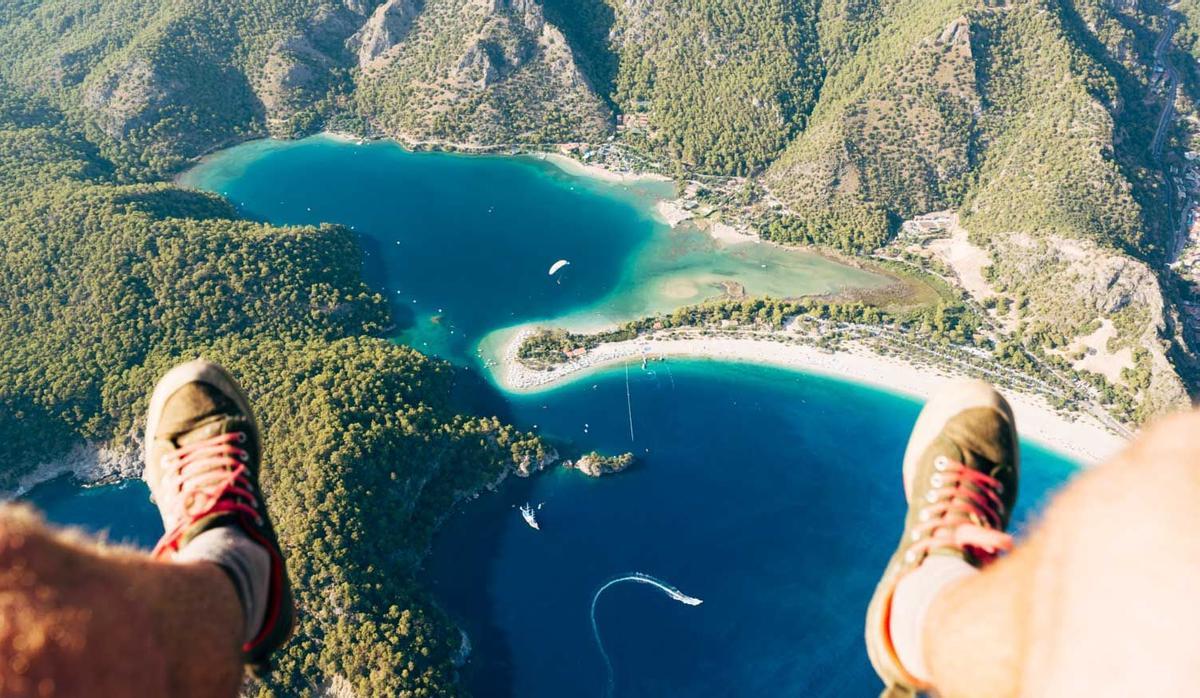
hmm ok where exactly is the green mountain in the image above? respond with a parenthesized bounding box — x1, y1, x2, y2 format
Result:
(6, 0, 1189, 422)
(762, 0, 1191, 420)
(2, 0, 1199, 693)
(0, 78, 552, 695)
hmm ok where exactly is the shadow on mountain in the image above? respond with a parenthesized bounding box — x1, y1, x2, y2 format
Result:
(541, 0, 618, 107)
(1055, 0, 1171, 257)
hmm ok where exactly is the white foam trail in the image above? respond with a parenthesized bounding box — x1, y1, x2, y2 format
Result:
(624, 361, 636, 443)
(590, 573, 703, 697)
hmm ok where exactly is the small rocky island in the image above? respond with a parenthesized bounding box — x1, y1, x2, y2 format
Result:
(566, 451, 636, 477)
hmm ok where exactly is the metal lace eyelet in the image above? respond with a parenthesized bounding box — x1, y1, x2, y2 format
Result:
(255, 516, 265, 526)
(919, 509, 931, 522)
(930, 474, 943, 487)
(925, 490, 939, 503)
(934, 456, 949, 471)
(236, 432, 247, 443)
(995, 482, 1004, 494)
(909, 530, 921, 541)
(904, 550, 917, 564)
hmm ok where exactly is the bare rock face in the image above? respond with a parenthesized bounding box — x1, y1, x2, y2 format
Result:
(82, 57, 178, 139)
(505, 0, 546, 34)
(354, 0, 612, 144)
(310, 4, 367, 47)
(253, 35, 335, 124)
(992, 233, 1189, 417)
(448, 0, 552, 88)
(343, 0, 377, 15)
(348, 0, 424, 66)
(567, 452, 635, 477)
(534, 20, 587, 90)
(0, 438, 140, 501)
(516, 446, 559, 477)
(454, 41, 502, 88)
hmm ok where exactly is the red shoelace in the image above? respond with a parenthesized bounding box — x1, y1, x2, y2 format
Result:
(905, 456, 1013, 565)
(151, 431, 261, 559)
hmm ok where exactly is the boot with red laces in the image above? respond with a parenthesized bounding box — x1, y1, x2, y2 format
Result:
(143, 359, 294, 674)
(865, 379, 1019, 697)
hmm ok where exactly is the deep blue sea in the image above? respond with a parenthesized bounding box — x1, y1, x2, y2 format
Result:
(27, 136, 1078, 696)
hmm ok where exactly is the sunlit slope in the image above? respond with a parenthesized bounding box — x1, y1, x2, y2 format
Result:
(0, 79, 550, 696)
(763, 0, 1188, 421)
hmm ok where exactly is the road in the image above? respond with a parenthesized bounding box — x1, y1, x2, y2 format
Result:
(1152, 17, 1179, 160)
(1148, 10, 1194, 261)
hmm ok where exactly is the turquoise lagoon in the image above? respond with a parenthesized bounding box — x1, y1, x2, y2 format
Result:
(179, 136, 886, 364)
(29, 136, 1078, 696)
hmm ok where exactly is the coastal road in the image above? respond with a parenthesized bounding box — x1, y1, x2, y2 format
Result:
(1152, 69, 1178, 159)
(1148, 10, 1194, 261)
(1152, 17, 1179, 160)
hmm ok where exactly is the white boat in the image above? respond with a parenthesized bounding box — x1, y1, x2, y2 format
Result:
(520, 503, 540, 530)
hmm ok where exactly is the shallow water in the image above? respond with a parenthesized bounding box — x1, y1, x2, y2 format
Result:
(29, 138, 1077, 696)
(181, 135, 884, 364)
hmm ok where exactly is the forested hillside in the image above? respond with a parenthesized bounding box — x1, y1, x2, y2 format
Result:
(353, 0, 612, 144)
(759, 0, 1191, 420)
(0, 0, 364, 177)
(0, 74, 551, 695)
(3, 0, 1200, 693)
(607, 0, 823, 174)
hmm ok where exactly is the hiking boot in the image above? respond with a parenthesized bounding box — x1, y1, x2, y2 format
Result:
(143, 359, 294, 672)
(864, 379, 1019, 697)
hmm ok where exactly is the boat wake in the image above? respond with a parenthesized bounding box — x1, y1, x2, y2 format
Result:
(623, 361, 636, 443)
(590, 573, 703, 697)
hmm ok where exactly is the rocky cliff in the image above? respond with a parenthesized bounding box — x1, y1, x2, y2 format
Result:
(352, 0, 612, 144)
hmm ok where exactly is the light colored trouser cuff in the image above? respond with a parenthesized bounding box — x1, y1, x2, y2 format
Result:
(175, 525, 270, 644)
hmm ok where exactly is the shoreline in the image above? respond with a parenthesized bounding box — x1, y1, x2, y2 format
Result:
(492, 329, 1128, 465)
(178, 132, 776, 261)
(173, 131, 1126, 464)
(535, 151, 671, 185)
(3, 441, 140, 501)
(177, 130, 674, 191)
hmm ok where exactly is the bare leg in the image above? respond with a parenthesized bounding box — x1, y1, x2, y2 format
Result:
(925, 411, 1200, 697)
(0, 505, 243, 697)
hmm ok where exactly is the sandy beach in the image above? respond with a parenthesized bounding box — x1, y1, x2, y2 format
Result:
(492, 329, 1128, 465)
(654, 199, 695, 226)
(539, 152, 671, 185)
(705, 220, 756, 245)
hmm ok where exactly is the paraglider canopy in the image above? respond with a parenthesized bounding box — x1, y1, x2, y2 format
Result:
(549, 259, 570, 276)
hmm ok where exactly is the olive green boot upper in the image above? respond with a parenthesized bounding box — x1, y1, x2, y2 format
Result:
(865, 379, 1019, 696)
(143, 359, 295, 673)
